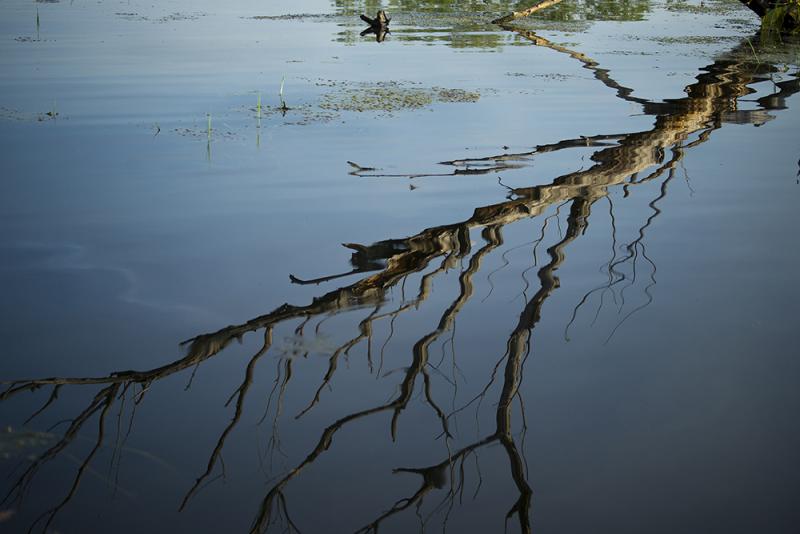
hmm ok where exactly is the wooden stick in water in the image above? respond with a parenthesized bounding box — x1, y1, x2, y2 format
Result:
(492, 0, 566, 24)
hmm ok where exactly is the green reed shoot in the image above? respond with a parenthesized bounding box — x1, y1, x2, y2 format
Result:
(744, 37, 761, 65)
(207, 113, 212, 140)
(279, 76, 287, 110)
(256, 91, 262, 120)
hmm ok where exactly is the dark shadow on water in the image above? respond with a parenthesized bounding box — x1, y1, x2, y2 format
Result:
(1, 34, 799, 534)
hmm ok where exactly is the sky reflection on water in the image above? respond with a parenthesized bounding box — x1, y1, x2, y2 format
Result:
(1, 0, 799, 532)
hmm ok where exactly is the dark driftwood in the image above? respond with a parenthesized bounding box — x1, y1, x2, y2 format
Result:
(360, 10, 391, 42)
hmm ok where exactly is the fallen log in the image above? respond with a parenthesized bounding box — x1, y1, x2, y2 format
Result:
(492, 0, 566, 24)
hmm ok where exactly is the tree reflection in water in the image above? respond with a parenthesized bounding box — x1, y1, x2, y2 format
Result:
(1, 34, 799, 534)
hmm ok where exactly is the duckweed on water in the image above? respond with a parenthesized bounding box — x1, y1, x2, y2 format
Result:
(116, 11, 207, 23)
(319, 82, 479, 114)
(649, 35, 742, 45)
(0, 427, 56, 460)
(0, 106, 60, 122)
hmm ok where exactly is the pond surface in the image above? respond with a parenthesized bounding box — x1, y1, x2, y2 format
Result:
(1, 0, 799, 532)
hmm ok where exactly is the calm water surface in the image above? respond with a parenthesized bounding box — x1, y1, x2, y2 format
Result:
(1, 0, 799, 532)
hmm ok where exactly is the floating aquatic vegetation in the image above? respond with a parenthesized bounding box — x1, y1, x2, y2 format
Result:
(319, 81, 479, 115)
(116, 11, 206, 23)
(665, 0, 740, 15)
(236, 80, 480, 127)
(276, 333, 338, 359)
(0, 106, 59, 122)
(0, 427, 57, 461)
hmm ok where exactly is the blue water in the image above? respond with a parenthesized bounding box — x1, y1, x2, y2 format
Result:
(1, 1, 799, 532)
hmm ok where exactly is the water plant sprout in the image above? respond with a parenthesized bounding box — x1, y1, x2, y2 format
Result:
(279, 76, 288, 112)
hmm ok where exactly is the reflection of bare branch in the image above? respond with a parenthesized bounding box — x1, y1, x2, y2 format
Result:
(249, 230, 518, 531)
(316, 199, 587, 534)
(565, 197, 618, 339)
(355, 438, 492, 534)
(181, 327, 274, 510)
(22, 385, 61, 426)
(296, 252, 464, 420)
(566, 140, 679, 342)
(395, 225, 505, 438)
(442, 135, 622, 168)
(563, 142, 681, 338)
(353, 200, 583, 532)
(357, 44, 795, 192)
(604, 169, 673, 343)
(31, 385, 118, 534)
(2, 39, 798, 534)
(505, 26, 650, 106)
(351, 135, 623, 180)
(294, 306, 378, 419)
(2, 384, 119, 534)
(350, 161, 524, 179)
